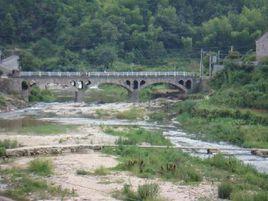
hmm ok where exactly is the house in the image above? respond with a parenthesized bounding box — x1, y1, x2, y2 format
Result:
(256, 32, 268, 61)
(0, 54, 20, 74)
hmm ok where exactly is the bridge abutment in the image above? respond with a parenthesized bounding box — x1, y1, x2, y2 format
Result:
(130, 90, 139, 102)
(74, 90, 84, 102)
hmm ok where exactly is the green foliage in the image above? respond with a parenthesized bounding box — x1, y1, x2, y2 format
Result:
(103, 146, 202, 183)
(218, 182, 233, 199)
(1, 1, 267, 70)
(85, 84, 128, 103)
(0, 95, 6, 107)
(1, 168, 74, 200)
(115, 183, 162, 201)
(209, 63, 268, 109)
(116, 108, 145, 120)
(29, 87, 56, 103)
(104, 127, 171, 146)
(231, 191, 268, 201)
(28, 159, 53, 176)
(0, 139, 18, 157)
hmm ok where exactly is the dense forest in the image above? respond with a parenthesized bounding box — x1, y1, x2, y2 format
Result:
(0, 0, 267, 71)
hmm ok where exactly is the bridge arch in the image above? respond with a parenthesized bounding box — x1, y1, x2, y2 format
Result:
(140, 81, 188, 94)
(185, 80, 192, 89)
(97, 82, 132, 92)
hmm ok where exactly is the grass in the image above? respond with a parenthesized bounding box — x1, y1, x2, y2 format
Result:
(0, 139, 18, 157)
(20, 124, 77, 135)
(115, 108, 145, 120)
(28, 158, 53, 176)
(0, 94, 6, 107)
(113, 183, 163, 201)
(103, 145, 268, 199)
(103, 146, 202, 183)
(85, 84, 129, 103)
(76, 166, 110, 176)
(104, 127, 172, 146)
(0, 167, 74, 200)
(173, 100, 268, 148)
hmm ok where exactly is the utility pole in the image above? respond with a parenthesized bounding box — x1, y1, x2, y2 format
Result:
(209, 55, 212, 77)
(217, 50, 220, 63)
(200, 49, 203, 78)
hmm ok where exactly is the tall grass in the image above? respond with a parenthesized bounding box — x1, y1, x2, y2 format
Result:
(28, 158, 54, 176)
(103, 146, 202, 183)
(114, 183, 163, 201)
(1, 168, 74, 200)
(104, 127, 171, 146)
(0, 139, 18, 157)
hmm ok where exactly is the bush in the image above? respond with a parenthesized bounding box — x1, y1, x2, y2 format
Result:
(28, 159, 53, 176)
(0, 139, 18, 156)
(118, 184, 161, 201)
(29, 86, 55, 102)
(218, 182, 233, 199)
(232, 191, 268, 201)
(137, 184, 160, 200)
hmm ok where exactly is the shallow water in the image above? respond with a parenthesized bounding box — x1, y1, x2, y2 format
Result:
(1, 102, 267, 173)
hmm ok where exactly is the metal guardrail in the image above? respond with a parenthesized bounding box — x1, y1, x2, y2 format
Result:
(18, 71, 199, 77)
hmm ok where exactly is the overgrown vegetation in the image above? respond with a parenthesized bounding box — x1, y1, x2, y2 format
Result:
(104, 127, 171, 146)
(85, 84, 129, 103)
(28, 158, 54, 176)
(116, 108, 145, 120)
(103, 146, 202, 183)
(1, 1, 267, 71)
(0, 94, 6, 107)
(172, 62, 268, 148)
(0, 168, 74, 200)
(0, 139, 18, 157)
(113, 183, 163, 201)
(29, 87, 56, 102)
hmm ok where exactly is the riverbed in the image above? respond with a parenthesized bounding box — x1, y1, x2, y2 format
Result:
(0, 101, 267, 200)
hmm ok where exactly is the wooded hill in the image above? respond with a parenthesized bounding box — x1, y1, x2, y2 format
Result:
(0, 0, 267, 71)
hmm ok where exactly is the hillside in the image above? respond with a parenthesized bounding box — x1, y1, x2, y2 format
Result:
(0, 0, 267, 71)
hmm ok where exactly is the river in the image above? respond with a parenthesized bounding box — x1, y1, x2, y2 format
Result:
(0, 102, 267, 174)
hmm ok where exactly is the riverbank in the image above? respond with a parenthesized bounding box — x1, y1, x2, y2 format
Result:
(0, 101, 267, 201)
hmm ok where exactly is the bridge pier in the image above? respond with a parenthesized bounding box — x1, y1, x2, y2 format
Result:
(75, 91, 84, 102)
(130, 90, 139, 102)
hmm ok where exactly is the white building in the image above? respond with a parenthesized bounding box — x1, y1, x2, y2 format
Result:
(256, 32, 268, 61)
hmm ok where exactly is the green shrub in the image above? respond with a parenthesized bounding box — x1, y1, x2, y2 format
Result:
(149, 111, 166, 122)
(103, 146, 202, 183)
(232, 191, 268, 201)
(76, 169, 90, 175)
(218, 182, 233, 199)
(28, 159, 53, 176)
(116, 108, 144, 120)
(0, 139, 18, 157)
(29, 86, 55, 102)
(137, 184, 160, 200)
(105, 127, 171, 146)
(0, 95, 6, 106)
(117, 184, 161, 201)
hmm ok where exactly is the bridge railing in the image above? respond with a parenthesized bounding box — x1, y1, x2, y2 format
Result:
(18, 71, 199, 77)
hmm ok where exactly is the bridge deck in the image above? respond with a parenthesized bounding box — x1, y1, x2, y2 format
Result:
(15, 71, 199, 78)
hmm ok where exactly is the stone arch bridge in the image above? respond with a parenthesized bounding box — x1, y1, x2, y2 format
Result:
(7, 71, 201, 102)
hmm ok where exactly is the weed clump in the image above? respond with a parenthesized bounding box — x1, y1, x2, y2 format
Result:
(218, 182, 233, 199)
(28, 158, 53, 176)
(0, 139, 18, 157)
(115, 183, 162, 201)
